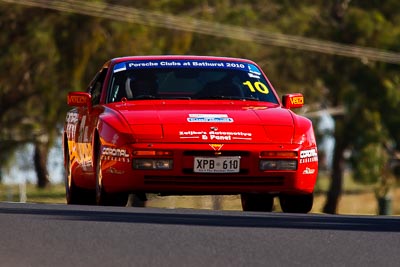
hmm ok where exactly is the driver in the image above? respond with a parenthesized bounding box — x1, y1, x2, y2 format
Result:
(125, 72, 158, 98)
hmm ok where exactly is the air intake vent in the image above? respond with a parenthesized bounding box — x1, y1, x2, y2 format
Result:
(144, 175, 284, 186)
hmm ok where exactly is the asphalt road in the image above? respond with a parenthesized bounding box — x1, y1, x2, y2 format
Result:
(0, 202, 399, 267)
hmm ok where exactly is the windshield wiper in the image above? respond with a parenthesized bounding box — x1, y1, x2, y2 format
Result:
(165, 96, 192, 100)
(229, 96, 260, 101)
(196, 96, 259, 101)
(132, 95, 159, 100)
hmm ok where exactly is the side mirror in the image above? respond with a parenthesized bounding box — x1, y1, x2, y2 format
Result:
(282, 93, 304, 109)
(67, 92, 92, 111)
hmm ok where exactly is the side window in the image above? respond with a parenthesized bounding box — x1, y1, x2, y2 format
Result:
(88, 68, 108, 105)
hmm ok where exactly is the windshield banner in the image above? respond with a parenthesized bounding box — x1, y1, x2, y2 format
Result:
(113, 60, 260, 74)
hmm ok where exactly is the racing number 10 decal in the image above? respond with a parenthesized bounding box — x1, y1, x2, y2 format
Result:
(242, 81, 269, 94)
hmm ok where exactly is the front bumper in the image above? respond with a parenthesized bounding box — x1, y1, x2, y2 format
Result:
(100, 143, 318, 195)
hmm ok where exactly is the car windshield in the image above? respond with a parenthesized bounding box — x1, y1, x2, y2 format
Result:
(107, 59, 279, 104)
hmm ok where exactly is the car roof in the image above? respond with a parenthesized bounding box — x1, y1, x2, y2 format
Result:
(107, 55, 257, 66)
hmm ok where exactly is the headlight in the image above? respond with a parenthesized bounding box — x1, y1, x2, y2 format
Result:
(133, 159, 173, 170)
(259, 160, 297, 171)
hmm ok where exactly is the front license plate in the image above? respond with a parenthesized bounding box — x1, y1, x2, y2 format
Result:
(194, 157, 240, 173)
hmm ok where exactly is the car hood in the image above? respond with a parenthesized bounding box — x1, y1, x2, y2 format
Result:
(113, 100, 295, 143)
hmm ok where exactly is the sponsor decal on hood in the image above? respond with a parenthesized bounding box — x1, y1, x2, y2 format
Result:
(187, 114, 234, 123)
(179, 130, 252, 141)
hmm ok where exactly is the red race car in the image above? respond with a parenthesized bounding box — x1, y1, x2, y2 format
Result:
(63, 55, 318, 213)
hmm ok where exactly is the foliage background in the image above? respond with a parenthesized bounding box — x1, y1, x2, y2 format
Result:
(1, 0, 400, 214)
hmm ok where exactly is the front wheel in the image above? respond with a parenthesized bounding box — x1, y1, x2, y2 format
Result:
(279, 193, 314, 213)
(65, 149, 95, 205)
(241, 193, 274, 212)
(95, 142, 128, 206)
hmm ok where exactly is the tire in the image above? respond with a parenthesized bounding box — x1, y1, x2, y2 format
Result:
(279, 193, 314, 213)
(65, 149, 95, 205)
(94, 141, 128, 206)
(241, 193, 274, 212)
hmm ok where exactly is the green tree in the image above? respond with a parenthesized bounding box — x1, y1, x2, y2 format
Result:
(315, 1, 400, 213)
(0, 5, 59, 187)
